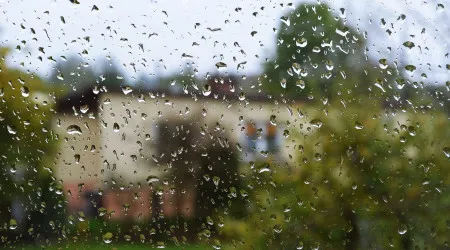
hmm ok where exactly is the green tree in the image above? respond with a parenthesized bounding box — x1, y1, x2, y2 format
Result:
(263, 4, 394, 102)
(221, 3, 449, 250)
(49, 56, 123, 91)
(222, 101, 449, 249)
(0, 48, 66, 245)
(156, 120, 245, 227)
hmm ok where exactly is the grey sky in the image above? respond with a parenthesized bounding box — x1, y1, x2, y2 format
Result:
(0, 0, 448, 83)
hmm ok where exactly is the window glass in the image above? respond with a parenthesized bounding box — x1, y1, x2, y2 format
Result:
(0, 0, 449, 249)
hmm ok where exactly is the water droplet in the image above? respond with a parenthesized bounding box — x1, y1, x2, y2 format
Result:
(405, 65, 416, 74)
(202, 84, 212, 96)
(296, 37, 307, 47)
(280, 16, 290, 26)
(378, 58, 388, 69)
(80, 104, 89, 114)
(273, 224, 282, 233)
(74, 154, 80, 164)
(403, 41, 415, 49)
(181, 53, 193, 59)
(238, 92, 246, 101)
(354, 122, 364, 130)
(137, 94, 145, 102)
(146, 175, 160, 183)
(113, 123, 120, 132)
(225, 187, 236, 199)
(339, 8, 346, 18)
(396, 78, 406, 89)
(9, 219, 18, 230)
(296, 79, 306, 89)
(309, 119, 323, 128)
(407, 126, 416, 136)
(121, 85, 133, 95)
(292, 63, 301, 75)
(269, 115, 277, 126)
(213, 176, 220, 187)
(139, 234, 146, 243)
(202, 229, 212, 238)
(374, 79, 386, 92)
(156, 241, 166, 248)
(92, 85, 100, 94)
(325, 60, 334, 71)
(20, 86, 29, 97)
(103, 232, 113, 244)
(98, 207, 107, 216)
(66, 125, 82, 135)
(78, 211, 85, 221)
(7, 125, 17, 135)
(314, 153, 322, 161)
(280, 78, 287, 88)
(443, 147, 450, 158)
(398, 224, 407, 235)
(215, 62, 227, 70)
(212, 240, 221, 250)
(258, 165, 270, 173)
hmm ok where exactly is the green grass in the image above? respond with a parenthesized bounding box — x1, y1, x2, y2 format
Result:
(13, 244, 209, 250)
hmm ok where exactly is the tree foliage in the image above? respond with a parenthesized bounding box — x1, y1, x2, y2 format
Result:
(0, 48, 66, 245)
(221, 3, 449, 250)
(263, 4, 395, 102)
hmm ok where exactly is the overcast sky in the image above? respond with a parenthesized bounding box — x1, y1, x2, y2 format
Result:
(0, 0, 448, 84)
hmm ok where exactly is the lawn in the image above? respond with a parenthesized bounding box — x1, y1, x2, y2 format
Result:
(13, 244, 209, 250)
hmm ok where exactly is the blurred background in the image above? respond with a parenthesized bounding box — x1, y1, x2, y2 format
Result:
(0, 0, 449, 249)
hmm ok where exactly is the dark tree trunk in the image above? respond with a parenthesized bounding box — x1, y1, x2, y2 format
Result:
(344, 207, 360, 250)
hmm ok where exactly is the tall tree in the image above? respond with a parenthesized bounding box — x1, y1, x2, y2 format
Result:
(263, 4, 393, 102)
(221, 4, 449, 250)
(49, 56, 123, 91)
(0, 48, 66, 245)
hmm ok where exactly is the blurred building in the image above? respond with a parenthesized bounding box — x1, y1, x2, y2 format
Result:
(54, 75, 297, 221)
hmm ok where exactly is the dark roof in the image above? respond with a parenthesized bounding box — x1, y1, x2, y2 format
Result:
(55, 86, 100, 114)
(55, 74, 282, 114)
